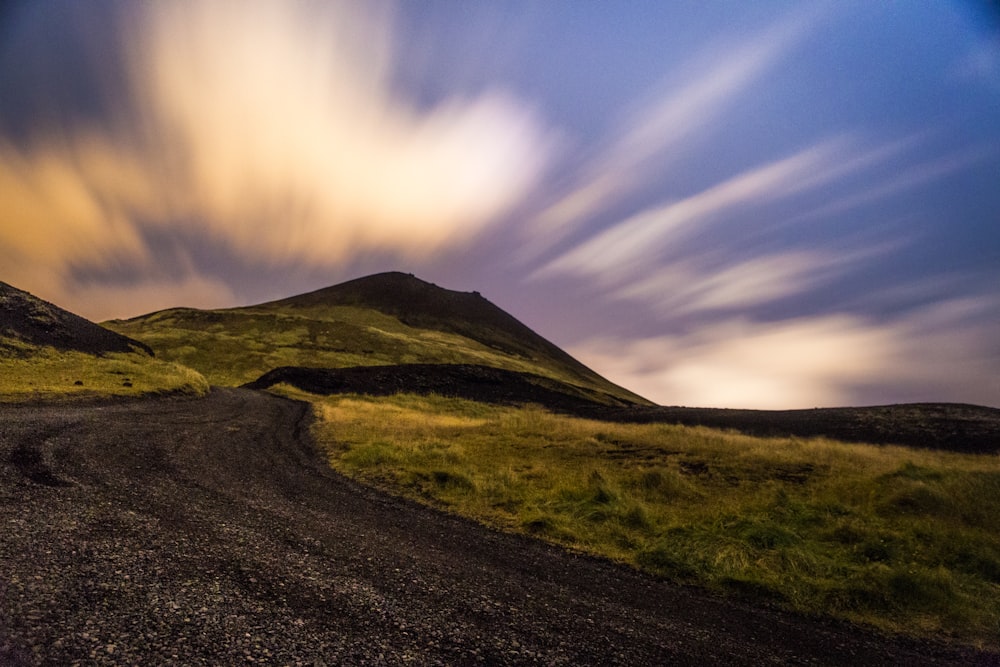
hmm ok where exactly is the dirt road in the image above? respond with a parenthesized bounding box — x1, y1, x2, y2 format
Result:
(0, 389, 993, 665)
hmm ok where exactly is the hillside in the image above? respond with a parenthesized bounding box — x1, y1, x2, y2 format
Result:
(1, 281, 152, 356)
(245, 363, 626, 413)
(0, 281, 207, 400)
(106, 272, 649, 406)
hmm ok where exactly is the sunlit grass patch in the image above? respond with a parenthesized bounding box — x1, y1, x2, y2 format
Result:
(294, 390, 1000, 649)
(0, 346, 209, 401)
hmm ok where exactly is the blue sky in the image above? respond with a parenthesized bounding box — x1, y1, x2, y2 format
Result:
(1, 0, 998, 408)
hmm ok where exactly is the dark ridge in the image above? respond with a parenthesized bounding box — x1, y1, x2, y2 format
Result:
(243, 363, 637, 412)
(0, 281, 153, 356)
(586, 403, 1000, 454)
(258, 272, 631, 394)
(246, 364, 999, 453)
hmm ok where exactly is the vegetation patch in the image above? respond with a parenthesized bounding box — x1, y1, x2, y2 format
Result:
(285, 388, 1000, 649)
(0, 345, 209, 401)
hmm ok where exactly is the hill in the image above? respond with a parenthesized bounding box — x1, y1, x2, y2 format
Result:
(106, 272, 649, 406)
(1, 281, 152, 356)
(266, 272, 593, 371)
(0, 281, 207, 400)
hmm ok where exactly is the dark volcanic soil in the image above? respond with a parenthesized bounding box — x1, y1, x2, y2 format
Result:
(591, 403, 1000, 454)
(1, 389, 995, 665)
(247, 363, 1000, 453)
(245, 363, 635, 410)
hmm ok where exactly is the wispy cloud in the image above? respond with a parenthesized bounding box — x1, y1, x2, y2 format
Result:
(784, 145, 996, 226)
(527, 7, 821, 242)
(615, 253, 828, 315)
(571, 297, 1000, 409)
(533, 138, 848, 284)
(0, 0, 552, 317)
(68, 275, 238, 324)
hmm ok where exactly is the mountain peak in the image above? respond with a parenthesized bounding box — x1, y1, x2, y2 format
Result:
(264, 272, 558, 356)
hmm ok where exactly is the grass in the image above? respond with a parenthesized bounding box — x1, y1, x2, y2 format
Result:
(0, 344, 209, 401)
(105, 305, 641, 405)
(284, 388, 1000, 649)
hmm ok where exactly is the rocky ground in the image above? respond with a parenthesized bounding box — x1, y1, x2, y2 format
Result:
(1, 388, 996, 665)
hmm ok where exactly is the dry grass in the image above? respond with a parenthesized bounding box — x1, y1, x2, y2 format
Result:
(287, 389, 1000, 649)
(0, 346, 209, 401)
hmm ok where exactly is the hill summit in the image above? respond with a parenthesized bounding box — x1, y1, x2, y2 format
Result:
(0, 281, 151, 356)
(263, 271, 605, 383)
(107, 272, 649, 406)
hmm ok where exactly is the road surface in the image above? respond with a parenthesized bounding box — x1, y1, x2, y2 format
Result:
(0, 389, 993, 665)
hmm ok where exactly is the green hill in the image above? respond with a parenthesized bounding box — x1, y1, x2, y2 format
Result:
(105, 272, 649, 406)
(0, 281, 207, 400)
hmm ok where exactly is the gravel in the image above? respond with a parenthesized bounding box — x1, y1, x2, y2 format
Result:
(1, 388, 995, 666)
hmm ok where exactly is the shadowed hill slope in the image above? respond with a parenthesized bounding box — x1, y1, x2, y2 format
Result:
(0, 281, 151, 356)
(244, 363, 619, 413)
(106, 272, 649, 406)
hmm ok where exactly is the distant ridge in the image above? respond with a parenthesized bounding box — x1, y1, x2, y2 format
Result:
(0, 281, 152, 356)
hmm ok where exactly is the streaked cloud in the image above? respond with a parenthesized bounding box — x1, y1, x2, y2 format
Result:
(67, 275, 237, 324)
(571, 316, 899, 409)
(0, 0, 551, 315)
(784, 145, 997, 226)
(528, 7, 820, 241)
(571, 297, 1000, 409)
(534, 138, 847, 284)
(615, 253, 828, 315)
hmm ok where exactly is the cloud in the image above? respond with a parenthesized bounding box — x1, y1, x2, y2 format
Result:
(534, 138, 847, 284)
(131, 0, 552, 263)
(67, 275, 238, 323)
(614, 252, 828, 315)
(570, 298, 1000, 409)
(527, 7, 820, 241)
(0, 134, 155, 282)
(784, 145, 996, 226)
(0, 0, 552, 315)
(572, 316, 899, 409)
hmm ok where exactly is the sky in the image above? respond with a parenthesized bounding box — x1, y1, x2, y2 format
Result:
(1, 0, 998, 409)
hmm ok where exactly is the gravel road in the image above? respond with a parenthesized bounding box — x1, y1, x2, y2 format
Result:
(0, 388, 995, 666)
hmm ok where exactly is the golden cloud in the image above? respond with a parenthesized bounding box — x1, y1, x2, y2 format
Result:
(0, 0, 552, 317)
(570, 301, 1000, 409)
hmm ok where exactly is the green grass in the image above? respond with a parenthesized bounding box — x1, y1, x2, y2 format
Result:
(286, 389, 1000, 649)
(0, 344, 209, 401)
(105, 305, 641, 405)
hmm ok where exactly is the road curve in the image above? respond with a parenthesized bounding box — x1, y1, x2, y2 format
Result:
(0, 388, 993, 665)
